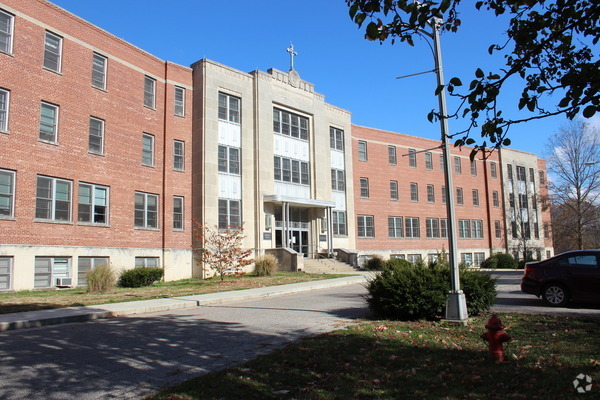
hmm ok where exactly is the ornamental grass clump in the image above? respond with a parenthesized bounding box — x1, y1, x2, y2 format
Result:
(86, 265, 117, 293)
(253, 254, 279, 276)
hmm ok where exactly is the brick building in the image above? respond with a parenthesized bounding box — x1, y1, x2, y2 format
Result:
(0, 0, 553, 290)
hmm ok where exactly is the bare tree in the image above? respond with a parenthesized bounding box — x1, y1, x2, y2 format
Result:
(545, 120, 600, 250)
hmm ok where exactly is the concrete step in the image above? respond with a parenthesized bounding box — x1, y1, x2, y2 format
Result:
(302, 258, 361, 274)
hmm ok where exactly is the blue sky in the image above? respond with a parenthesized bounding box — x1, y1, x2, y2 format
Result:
(50, 0, 595, 158)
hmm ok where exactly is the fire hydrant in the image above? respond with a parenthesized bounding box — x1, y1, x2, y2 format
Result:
(481, 314, 511, 362)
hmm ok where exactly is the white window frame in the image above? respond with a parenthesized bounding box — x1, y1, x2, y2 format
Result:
(426, 218, 440, 238)
(442, 186, 447, 204)
(43, 31, 62, 73)
(274, 156, 309, 185)
(408, 149, 417, 168)
(135, 257, 160, 268)
(219, 145, 240, 175)
(273, 108, 308, 140)
(91, 53, 107, 90)
(357, 215, 374, 238)
(472, 219, 484, 239)
(78, 182, 109, 225)
(458, 219, 471, 239)
(407, 254, 421, 264)
(460, 253, 473, 267)
(134, 191, 158, 229)
(331, 169, 345, 192)
(491, 162, 497, 178)
(0, 88, 9, 132)
(220, 92, 241, 124)
(39, 102, 59, 143)
(360, 178, 369, 198)
(471, 160, 477, 176)
(174, 86, 185, 117)
(427, 184, 435, 203)
(405, 217, 420, 238)
(472, 189, 479, 206)
(77, 257, 109, 286)
(440, 218, 448, 238)
(358, 141, 367, 161)
(388, 146, 397, 165)
(0, 169, 15, 218)
(174, 140, 185, 171)
(495, 220, 502, 238)
(332, 210, 347, 236)
(35, 176, 72, 221)
(493, 191, 499, 207)
(0, 256, 12, 290)
(88, 116, 104, 155)
(390, 180, 398, 200)
(474, 252, 486, 267)
(410, 182, 418, 202)
(388, 216, 403, 238)
(173, 196, 184, 230)
(0, 9, 14, 54)
(142, 133, 155, 166)
(218, 198, 241, 230)
(34, 256, 71, 288)
(454, 156, 462, 174)
(456, 187, 463, 205)
(425, 152, 433, 170)
(144, 76, 156, 109)
(330, 127, 344, 151)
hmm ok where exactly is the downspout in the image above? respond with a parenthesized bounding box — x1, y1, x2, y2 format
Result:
(482, 151, 494, 253)
(161, 61, 168, 280)
(253, 71, 261, 254)
(498, 149, 509, 253)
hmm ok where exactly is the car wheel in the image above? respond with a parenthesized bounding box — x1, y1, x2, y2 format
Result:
(542, 284, 569, 307)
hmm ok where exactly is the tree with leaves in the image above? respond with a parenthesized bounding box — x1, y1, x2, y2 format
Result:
(192, 221, 254, 281)
(545, 120, 600, 251)
(346, 0, 599, 151)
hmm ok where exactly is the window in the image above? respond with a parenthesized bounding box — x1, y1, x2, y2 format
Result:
(519, 193, 528, 209)
(440, 219, 448, 238)
(142, 133, 154, 166)
(43, 31, 62, 72)
(88, 117, 104, 155)
(456, 187, 463, 205)
(490, 162, 497, 178)
(441, 186, 447, 204)
(509, 193, 515, 208)
(274, 156, 309, 185)
(78, 183, 108, 224)
(507, 164, 513, 180)
(440, 153, 445, 171)
(39, 102, 59, 143)
(0, 88, 8, 132)
(330, 127, 344, 151)
(388, 216, 403, 238)
(534, 222, 540, 239)
(407, 254, 421, 264)
(474, 252, 486, 267)
(0, 9, 14, 54)
(471, 160, 477, 176)
(427, 184, 435, 203)
(426, 218, 440, 238)
(91, 53, 107, 90)
(390, 180, 398, 200)
(410, 182, 418, 202)
(220, 93, 241, 124)
(425, 152, 433, 170)
(357, 215, 374, 238)
(173, 140, 185, 171)
(0, 256, 12, 290)
(360, 178, 369, 198)
(461, 253, 473, 267)
(388, 146, 397, 165)
(493, 191, 499, 207)
(0, 169, 15, 217)
(358, 141, 367, 161)
(511, 221, 518, 238)
(34, 257, 70, 288)
(458, 219, 471, 238)
(529, 168, 535, 183)
(516, 166, 526, 181)
(134, 192, 158, 229)
(173, 196, 184, 230)
(408, 149, 417, 168)
(495, 220, 502, 238)
(36, 176, 71, 221)
(144, 76, 156, 108)
(77, 257, 109, 286)
(390, 254, 406, 260)
(544, 222, 550, 239)
(472, 189, 479, 206)
(472, 220, 484, 239)
(539, 170, 545, 185)
(405, 217, 420, 238)
(219, 146, 240, 175)
(454, 156, 462, 174)
(174, 86, 185, 116)
(135, 257, 159, 268)
(273, 108, 308, 140)
(331, 169, 345, 191)
(546, 250, 551, 259)
(218, 199, 241, 229)
(332, 211, 347, 235)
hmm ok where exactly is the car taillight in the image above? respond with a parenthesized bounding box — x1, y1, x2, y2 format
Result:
(524, 264, 534, 277)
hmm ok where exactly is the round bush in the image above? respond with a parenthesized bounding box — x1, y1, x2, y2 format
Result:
(385, 258, 412, 269)
(494, 253, 518, 269)
(363, 255, 385, 271)
(460, 269, 497, 315)
(119, 267, 164, 288)
(253, 254, 279, 276)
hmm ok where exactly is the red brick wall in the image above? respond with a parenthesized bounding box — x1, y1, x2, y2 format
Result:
(0, 0, 192, 250)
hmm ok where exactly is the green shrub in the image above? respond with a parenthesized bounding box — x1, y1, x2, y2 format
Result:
(481, 255, 498, 269)
(518, 258, 536, 269)
(86, 265, 117, 293)
(253, 254, 279, 276)
(363, 255, 385, 270)
(119, 267, 164, 288)
(366, 264, 497, 320)
(483, 253, 518, 269)
(385, 258, 412, 269)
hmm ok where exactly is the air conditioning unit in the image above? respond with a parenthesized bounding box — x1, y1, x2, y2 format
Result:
(55, 277, 73, 287)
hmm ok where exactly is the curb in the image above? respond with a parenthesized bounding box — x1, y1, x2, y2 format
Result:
(0, 275, 369, 332)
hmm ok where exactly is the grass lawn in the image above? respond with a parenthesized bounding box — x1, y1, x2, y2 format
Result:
(0, 272, 349, 315)
(150, 313, 600, 399)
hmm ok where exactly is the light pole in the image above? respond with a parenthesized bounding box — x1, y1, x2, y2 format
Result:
(429, 17, 468, 322)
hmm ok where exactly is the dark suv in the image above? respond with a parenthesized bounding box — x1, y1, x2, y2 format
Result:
(521, 250, 600, 307)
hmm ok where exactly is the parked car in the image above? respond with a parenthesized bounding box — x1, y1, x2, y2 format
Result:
(521, 250, 600, 307)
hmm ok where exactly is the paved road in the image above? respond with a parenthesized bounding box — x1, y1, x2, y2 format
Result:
(0, 284, 371, 400)
(491, 270, 600, 318)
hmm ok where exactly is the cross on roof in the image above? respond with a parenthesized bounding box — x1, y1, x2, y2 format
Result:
(286, 43, 298, 71)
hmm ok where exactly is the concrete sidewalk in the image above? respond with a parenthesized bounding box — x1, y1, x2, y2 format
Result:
(0, 273, 372, 332)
